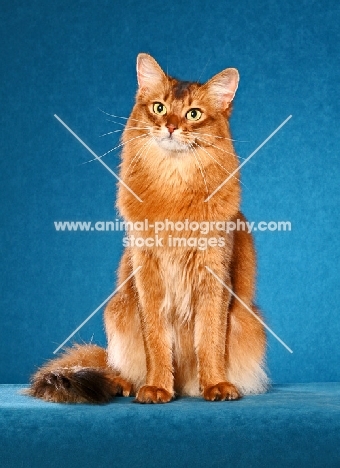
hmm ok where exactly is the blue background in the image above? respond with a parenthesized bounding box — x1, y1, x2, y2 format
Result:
(1, 0, 339, 384)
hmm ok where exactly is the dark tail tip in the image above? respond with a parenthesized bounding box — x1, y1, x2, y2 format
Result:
(64, 368, 118, 403)
(28, 368, 123, 403)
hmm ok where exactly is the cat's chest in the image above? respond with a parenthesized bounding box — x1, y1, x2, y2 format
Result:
(159, 253, 193, 323)
(146, 152, 201, 197)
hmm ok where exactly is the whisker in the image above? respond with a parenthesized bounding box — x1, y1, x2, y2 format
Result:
(100, 130, 122, 136)
(126, 138, 153, 175)
(196, 126, 248, 143)
(196, 136, 248, 161)
(191, 131, 236, 142)
(195, 142, 246, 188)
(82, 133, 150, 164)
(128, 137, 155, 176)
(99, 127, 151, 137)
(195, 136, 237, 157)
(99, 133, 150, 159)
(98, 108, 150, 125)
(195, 142, 231, 174)
(105, 119, 126, 127)
(189, 143, 209, 195)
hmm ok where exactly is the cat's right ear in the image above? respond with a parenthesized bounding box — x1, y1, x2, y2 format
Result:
(137, 53, 166, 91)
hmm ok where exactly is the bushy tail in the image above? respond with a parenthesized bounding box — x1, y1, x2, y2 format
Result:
(226, 212, 269, 394)
(26, 344, 132, 403)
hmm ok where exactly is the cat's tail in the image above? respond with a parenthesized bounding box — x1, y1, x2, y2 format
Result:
(26, 344, 132, 403)
(226, 212, 269, 395)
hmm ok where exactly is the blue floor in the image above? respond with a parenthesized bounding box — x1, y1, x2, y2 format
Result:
(1, 383, 340, 468)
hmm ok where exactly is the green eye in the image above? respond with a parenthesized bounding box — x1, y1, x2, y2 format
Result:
(186, 108, 202, 121)
(153, 102, 167, 115)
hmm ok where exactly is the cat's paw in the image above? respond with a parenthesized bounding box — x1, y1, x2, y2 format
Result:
(109, 376, 133, 397)
(203, 382, 241, 401)
(135, 385, 174, 404)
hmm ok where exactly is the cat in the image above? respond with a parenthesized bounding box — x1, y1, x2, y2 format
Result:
(28, 53, 268, 404)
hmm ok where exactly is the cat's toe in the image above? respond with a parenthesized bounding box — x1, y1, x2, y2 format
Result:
(135, 385, 174, 404)
(203, 382, 241, 401)
(108, 376, 133, 397)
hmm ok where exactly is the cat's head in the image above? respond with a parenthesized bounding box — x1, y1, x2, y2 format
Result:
(131, 53, 239, 154)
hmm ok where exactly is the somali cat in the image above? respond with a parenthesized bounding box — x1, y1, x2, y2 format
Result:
(28, 53, 268, 403)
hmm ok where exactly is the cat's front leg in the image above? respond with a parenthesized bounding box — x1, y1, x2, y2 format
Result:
(132, 250, 174, 404)
(195, 268, 241, 401)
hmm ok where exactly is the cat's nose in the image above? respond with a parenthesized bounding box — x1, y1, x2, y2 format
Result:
(166, 115, 179, 135)
(167, 124, 177, 135)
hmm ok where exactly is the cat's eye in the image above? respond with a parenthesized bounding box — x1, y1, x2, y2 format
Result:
(153, 102, 167, 116)
(186, 109, 202, 121)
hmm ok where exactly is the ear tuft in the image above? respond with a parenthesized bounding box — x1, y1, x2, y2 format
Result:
(206, 68, 239, 110)
(136, 53, 166, 90)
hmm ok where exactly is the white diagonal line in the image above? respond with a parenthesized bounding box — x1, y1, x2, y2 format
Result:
(205, 115, 292, 202)
(205, 266, 293, 353)
(53, 266, 142, 354)
(54, 114, 143, 203)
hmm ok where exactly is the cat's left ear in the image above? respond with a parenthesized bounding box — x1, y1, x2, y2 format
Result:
(204, 68, 239, 110)
(136, 53, 166, 91)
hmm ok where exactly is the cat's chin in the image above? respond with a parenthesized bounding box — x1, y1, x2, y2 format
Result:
(155, 137, 190, 154)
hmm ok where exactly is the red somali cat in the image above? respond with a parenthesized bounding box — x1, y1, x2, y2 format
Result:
(28, 53, 268, 403)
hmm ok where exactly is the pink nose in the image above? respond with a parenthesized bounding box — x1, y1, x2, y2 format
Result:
(167, 124, 177, 135)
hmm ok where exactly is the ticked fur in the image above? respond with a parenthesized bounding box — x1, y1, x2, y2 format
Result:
(28, 54, 268, 404)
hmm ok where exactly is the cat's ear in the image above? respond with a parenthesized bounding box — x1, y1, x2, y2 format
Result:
(204, 68, 239, 110)
(136, 53, 166, 91)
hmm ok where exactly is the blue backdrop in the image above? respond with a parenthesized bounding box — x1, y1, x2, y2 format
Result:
(1, 0, 339, 384)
